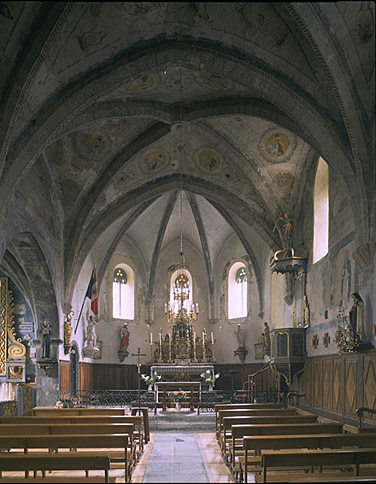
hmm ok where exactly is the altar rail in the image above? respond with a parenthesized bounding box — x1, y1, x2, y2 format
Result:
(56, 389, 242, 412)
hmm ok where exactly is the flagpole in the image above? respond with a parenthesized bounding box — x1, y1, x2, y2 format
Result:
(74, 295, 87, 335)
(74, 263, 96, 335)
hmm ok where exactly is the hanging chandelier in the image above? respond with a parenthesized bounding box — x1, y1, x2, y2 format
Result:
(164, 68, 199, 326)
(165, 245, 199, 324)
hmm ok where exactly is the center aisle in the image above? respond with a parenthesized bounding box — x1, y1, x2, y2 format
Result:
(131, 432, 236, 483)
(142, 433, 208, 483)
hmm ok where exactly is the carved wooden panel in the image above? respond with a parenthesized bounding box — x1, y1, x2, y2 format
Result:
(303, 359, 312, 405)
(59, 360, 70, 391)
(332, 357, 343, 415)
(322, 358, 332, 412)
(344, 356, 359, 416)
(312, 360, 322, 409)
(363, 354, 376, 423)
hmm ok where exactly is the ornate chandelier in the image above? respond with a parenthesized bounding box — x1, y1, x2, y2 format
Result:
(165, 248, 199, 325)
(164, 68, 199, 326)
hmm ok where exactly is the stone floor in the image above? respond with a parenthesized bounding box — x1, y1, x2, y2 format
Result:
(131, 431, 237, 483)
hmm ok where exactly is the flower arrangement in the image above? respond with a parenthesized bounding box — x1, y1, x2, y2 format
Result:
(55, 400, 64, 408)
(335, 306, 359, 354)
(141, 371, 161, 386)
(200, 369, 220, 384)
(169, 389, 187, 403)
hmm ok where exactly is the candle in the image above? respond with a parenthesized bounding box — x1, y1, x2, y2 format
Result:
(150, 333, 153, 345)
(211, 332, 214, 345)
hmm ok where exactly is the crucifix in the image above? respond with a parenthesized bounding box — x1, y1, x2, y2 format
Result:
(132, 347, 146, 412)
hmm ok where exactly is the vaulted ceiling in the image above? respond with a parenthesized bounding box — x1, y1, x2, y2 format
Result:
(0, 2, 374, 300)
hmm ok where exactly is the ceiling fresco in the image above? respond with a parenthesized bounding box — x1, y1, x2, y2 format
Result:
(0, 2, 373, 296)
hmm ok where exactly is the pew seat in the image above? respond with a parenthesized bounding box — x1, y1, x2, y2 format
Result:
(0, 452, 111, 482)
(260, 448, 376, 483)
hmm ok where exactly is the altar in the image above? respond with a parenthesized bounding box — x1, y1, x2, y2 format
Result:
(155, 381, 202, 414)
(151, 364, 214, 382)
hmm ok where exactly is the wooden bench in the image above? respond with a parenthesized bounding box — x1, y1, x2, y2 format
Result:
(0, 434, 130, 483)
(240, 433, 376, 483)
(0, 478, 118, 483)
(214, 403, 283, 434)
(219, 414, 318, 454)
(229, 422, 343, 478)
(31, 407, 127, 416)
(260, 447, 376, 483)
(0, 452, 111, 482)
(217, 407, 299, 439)
(0, 415, 144, 453)
(0, 423, 137, 467)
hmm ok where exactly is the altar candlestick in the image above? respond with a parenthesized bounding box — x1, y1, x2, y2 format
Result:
(150, 333, 153, 345)
(211, 332, 214, 345)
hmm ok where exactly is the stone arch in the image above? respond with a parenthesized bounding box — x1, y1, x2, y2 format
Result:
(2, 40, 366, 245)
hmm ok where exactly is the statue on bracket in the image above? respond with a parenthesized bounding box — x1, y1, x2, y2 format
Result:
(234, 323, 248, 363)
(40, 320, 52, 360)
(83, 315, 100, 358)
(118, 322, 130, 362)
(262, 322, 271, 356)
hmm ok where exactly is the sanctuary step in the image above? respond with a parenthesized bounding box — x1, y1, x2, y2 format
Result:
(149, 410, 216, 432)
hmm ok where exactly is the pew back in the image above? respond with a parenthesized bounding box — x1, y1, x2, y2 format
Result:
(242, 433, 376, 483)
(32, 407, 126, 416)
(0, 434, 130, 482)
(261, 447, 376, 483)
(228, 423, 343, 472)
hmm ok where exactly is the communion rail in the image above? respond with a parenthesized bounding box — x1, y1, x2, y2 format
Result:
(57, 389, 238, 412)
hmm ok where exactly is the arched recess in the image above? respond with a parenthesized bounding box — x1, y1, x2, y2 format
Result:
(2, 41, 367, 256)
(0, 232, 59, 346)
(64, 175, 276, 305)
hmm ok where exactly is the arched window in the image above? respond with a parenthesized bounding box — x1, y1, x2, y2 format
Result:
(313, 157, 329, 263)
(228, 262, 247, 319)
(113, 265, 134, 319)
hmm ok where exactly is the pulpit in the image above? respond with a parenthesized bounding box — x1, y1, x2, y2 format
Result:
(270, 328, 306, 387)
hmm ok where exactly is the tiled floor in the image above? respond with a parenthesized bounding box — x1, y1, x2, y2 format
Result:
(132, 432, 237, 483)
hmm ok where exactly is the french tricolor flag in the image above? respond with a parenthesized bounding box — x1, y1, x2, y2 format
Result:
(86, 266, 99, 315)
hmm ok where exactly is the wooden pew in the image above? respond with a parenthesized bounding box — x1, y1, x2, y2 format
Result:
(240, 433, 376, 483)
(32, 407, 126, 416)
(260, 447, 376, 483)
(219, 414, 318, 454)
(0, 415, 144, 451)
(217, 407, 299, 439)
(214, 403, 283, 434)
(229, 422, 343, 478)
(0, 423, 137, 468)
(0, 434, 130, 483)
(0, 478, 118, 483)
(0, 452, 111, 482)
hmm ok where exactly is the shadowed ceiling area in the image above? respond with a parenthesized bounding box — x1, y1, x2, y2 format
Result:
(0, 2, 374, 301)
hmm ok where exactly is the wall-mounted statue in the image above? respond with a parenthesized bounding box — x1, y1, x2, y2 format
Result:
(118, 323, 130, 362)
(41, 320, 52, 360)
(262, 322, 271, 356)
(349, 292, 366, 342)
(83, 315, 101, 359)
(234, 323, 247, 363)
(64, 311, 73, 354)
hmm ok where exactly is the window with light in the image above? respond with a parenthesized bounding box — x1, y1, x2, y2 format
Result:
(113, 265, 134, 319)
(313, 157, 329, 263)
(228, 262, 247, 319)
